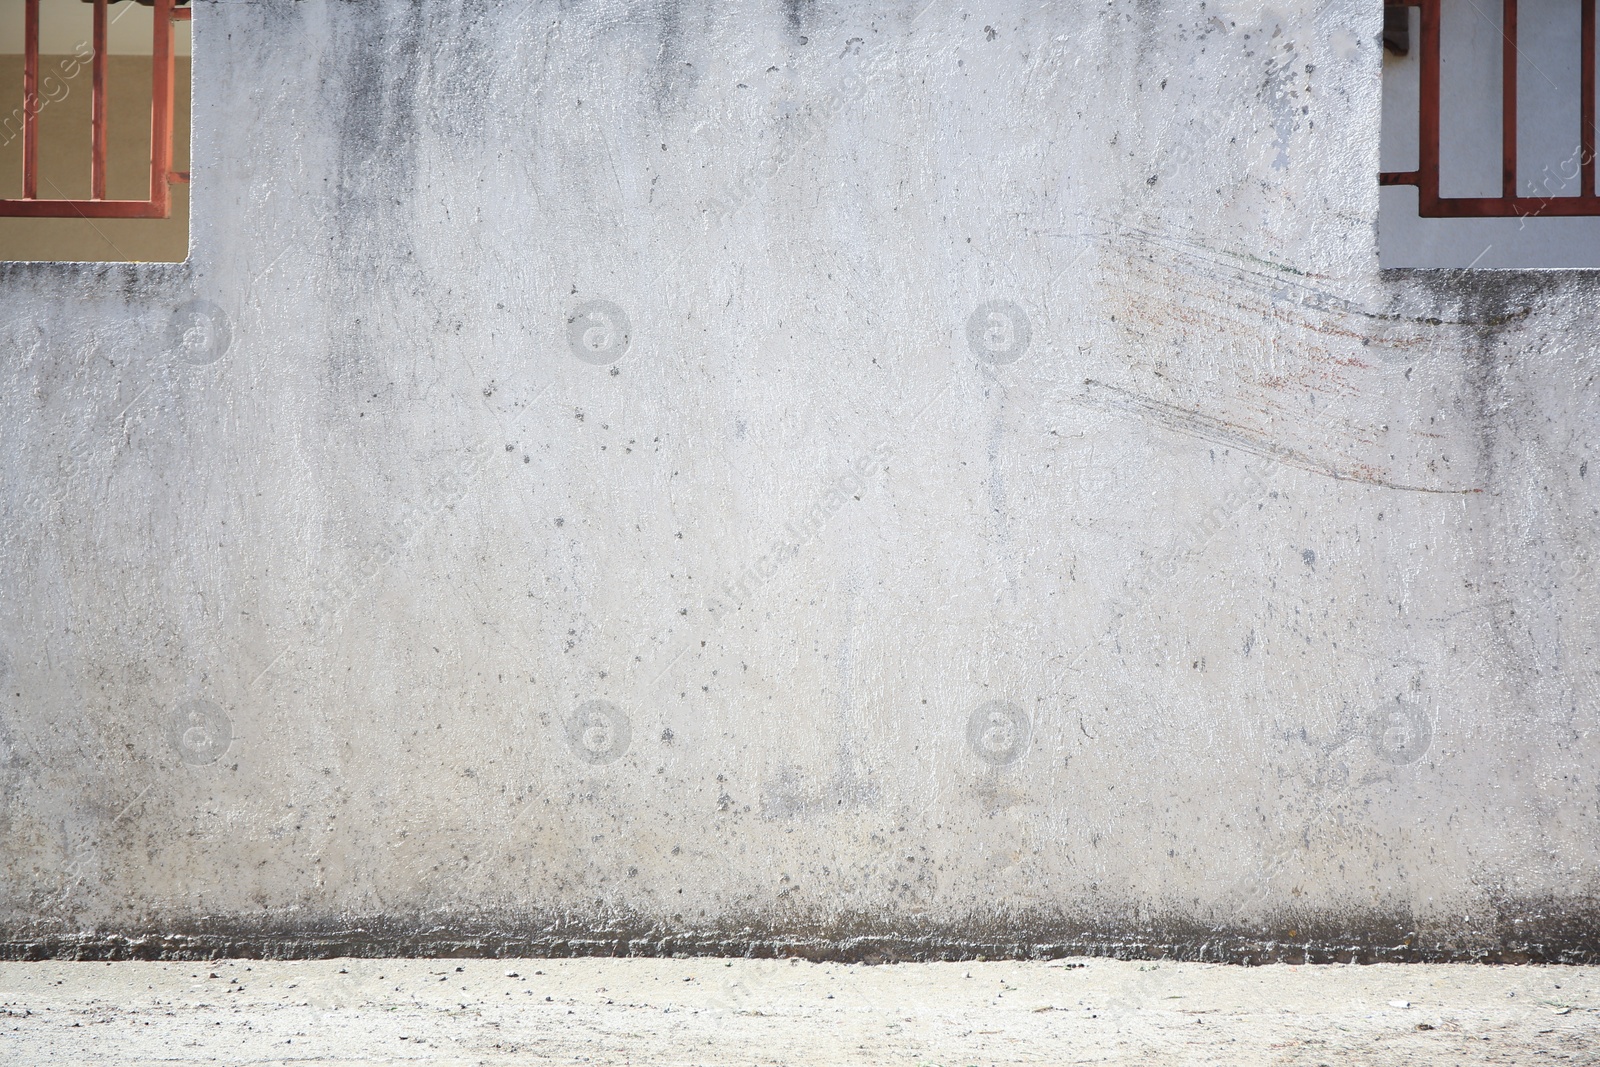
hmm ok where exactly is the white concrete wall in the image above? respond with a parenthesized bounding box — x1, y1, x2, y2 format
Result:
(0, 0, 1597, 962)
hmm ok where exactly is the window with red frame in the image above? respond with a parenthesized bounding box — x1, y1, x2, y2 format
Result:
(1380, 0, 1600, 267)
(1, 0, 190, 261)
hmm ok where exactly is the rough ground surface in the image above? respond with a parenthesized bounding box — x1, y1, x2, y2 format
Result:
(0, 958, 1595, 1065)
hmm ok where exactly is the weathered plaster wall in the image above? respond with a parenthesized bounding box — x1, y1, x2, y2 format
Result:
(1, 0, 1597, 962)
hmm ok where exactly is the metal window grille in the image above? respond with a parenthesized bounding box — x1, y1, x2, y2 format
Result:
(1, 0, 189, 219)
(1380, 0, 1599, 217)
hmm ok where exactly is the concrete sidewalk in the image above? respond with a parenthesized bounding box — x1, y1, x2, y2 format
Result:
(0, 956, 1595, 1065)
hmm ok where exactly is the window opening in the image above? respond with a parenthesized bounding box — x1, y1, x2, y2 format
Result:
(1, 0, 191, 261)
(1380, 0, 1600, 267)
(1381, 0, 1597, 217)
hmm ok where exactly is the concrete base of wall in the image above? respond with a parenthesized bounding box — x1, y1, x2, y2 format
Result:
(6, 898, 1600, 965)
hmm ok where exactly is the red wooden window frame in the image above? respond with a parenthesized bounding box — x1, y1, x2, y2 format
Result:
(1, 0, 189, 219)
(1380, 0, 1599, 217)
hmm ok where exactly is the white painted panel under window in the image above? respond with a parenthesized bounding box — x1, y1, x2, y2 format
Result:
(1438, 0, 1503, 199)
(1381, 7, 1421, 174)
(1517, 0, 1585, 197)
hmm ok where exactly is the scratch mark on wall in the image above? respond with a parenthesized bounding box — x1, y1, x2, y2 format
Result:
(1083, 380, 1482, 494)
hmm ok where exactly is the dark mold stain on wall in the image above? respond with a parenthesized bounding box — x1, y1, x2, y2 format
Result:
(319, 3, 443, 416)
(328, 3, 425, 263)
(784, 0, 817, 44)
(645, 0, 719, 112)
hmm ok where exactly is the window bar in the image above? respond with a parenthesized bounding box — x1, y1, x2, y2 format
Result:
(1585, 0, 1597, 199)
(150, 0, 173, 215)
(169, 2, 190, 185)
(1503, 0, 1518, 199)
(21, 0, 38, 200)
(1418, 0, 1441, 215)
(92, 0, 108, 201)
